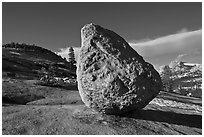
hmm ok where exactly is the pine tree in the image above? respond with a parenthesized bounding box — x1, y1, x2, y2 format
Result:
(68, 47, 76, 65)
(160, 65, 173, 92)
(67, 47, 76, 72)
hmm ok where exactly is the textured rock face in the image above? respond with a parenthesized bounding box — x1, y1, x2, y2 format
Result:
(77, 23, 162, 115)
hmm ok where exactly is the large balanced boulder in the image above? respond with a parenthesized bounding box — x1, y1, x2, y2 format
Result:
(77, 23, 162, 115)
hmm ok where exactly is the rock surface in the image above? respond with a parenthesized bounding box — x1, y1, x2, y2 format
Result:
(77, 23, 162, 115)
(2, 79, 202, 135)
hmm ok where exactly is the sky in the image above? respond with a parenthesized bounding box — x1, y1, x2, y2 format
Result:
(2, 2, 202, 70)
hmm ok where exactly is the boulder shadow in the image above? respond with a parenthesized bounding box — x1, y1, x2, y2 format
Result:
(2, 95, 45, 105)
(36, 82, 78, 90)
(121, 109, 202, 129)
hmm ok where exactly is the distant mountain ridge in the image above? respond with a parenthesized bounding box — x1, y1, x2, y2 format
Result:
(2, 42, 66, 62)
(2, 42, 76, 79)
(160, 58, 202, 98)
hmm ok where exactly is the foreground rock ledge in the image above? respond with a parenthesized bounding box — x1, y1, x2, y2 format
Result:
(77, 23, 162, 115)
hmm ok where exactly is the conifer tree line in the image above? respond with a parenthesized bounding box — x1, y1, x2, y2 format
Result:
(3, 42, 75, 61)
(3, 42, 57, 55)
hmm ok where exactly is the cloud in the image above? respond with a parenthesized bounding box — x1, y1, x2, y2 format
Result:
(57, 28, 202, 70)
(56, 47, 80, 61)
(129, 38, 152, 44)
(129, 29, 202, 58)
(176, 28, 189, 34)
(129, 29, 202, 70)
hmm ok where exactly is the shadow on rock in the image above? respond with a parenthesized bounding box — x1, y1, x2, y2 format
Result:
(121, 109, 202, 129)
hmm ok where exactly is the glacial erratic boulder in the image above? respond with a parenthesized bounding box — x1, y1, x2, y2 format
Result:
(77, 23, 162, 115)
